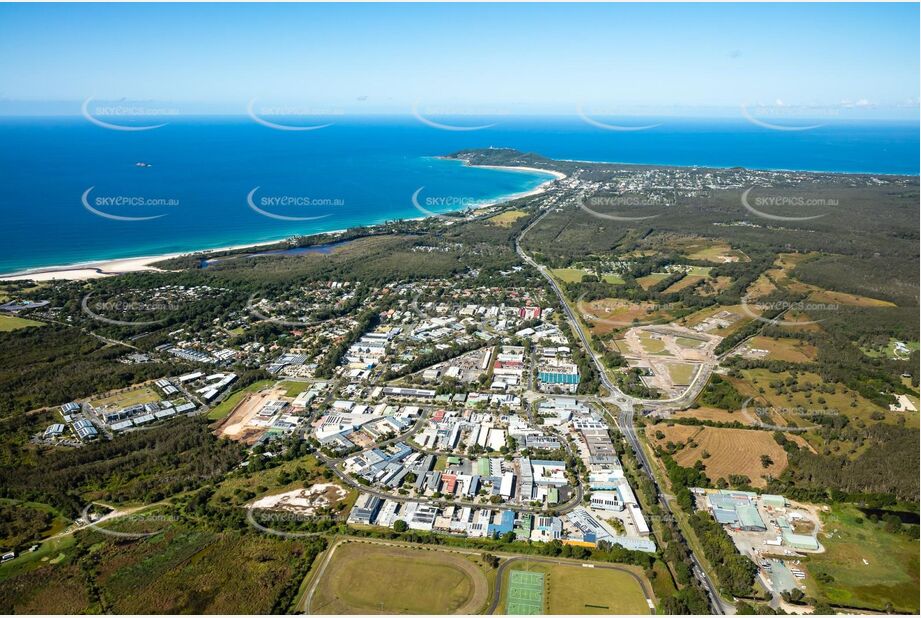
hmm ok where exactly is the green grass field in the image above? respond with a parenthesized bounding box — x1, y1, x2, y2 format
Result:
(279, 380, 311, 397)
(804, 505, 919, 613)
(507, 570, 544, 614)
(207, 380, 275, 420)
(675, 336, 704, 349)
(88, 385, 160, 410)
(0, 314, 44, 332)
(667, 362, 696, 385)
(309, 541, 488, 614)
(500, 561, 651, 615)
(638, 331, 668, 354)
(550, 268, 589, 283)
(488, 209, 529, 227)
(602, 273, 625, 284)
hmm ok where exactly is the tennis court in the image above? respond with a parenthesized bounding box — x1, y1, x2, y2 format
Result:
(506, 569, 545, 614)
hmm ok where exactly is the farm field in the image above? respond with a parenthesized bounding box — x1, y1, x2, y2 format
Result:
(645, 424, 806, 487)
(697, 275, 733, 296)
(0, 314, 44, 332)
(747, 336, 818, 363)
(672, 406, 758, 426)
(308, 541, 489, 614)
(636, 273, 670, 289)
(602, 273, 625, 284)
(807, 289, 896, 308)
(804, 505, 919, 613)
(499, 560, 652, 615)
(662, 275, 703, 294)
(550, 268, 589, 283)
(488, 209, 528, 227)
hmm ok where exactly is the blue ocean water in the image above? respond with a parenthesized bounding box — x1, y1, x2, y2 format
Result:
(0, 116, 917, 275)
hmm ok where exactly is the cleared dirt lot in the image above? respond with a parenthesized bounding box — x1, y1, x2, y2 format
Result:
(213, 386, 287, 444)
(746, 336, 818, 363)
(618, 325, 719, 397)
(578, 298, 679, 335)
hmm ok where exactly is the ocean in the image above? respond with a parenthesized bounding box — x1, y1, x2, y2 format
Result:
(0, 115, 917, 275)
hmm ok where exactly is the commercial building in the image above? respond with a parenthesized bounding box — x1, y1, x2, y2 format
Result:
(350, 494, 383, 525)
(707, 490, 767, 532)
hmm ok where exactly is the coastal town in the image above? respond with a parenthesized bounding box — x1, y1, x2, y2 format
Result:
(1, 2, 918, 615)
(1, 148, 917, 617)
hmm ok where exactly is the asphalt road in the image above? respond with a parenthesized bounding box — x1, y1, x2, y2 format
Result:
(515, 205, 732, 615)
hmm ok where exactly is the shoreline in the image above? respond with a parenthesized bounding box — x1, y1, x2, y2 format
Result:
(0, 234, 355, 282)
(0, 163, 565, 282)
(471, 165, 567, 204)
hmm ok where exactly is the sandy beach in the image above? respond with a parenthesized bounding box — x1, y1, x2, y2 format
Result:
(0, 239, 285, 282)
(474, 164, 567, 182)
(0, 163, 566, 283)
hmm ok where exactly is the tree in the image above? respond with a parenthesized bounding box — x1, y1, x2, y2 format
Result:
(393, 519, 408, 533)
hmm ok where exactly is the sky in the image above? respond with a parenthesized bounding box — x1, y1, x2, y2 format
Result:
(0, 2, 918, 117)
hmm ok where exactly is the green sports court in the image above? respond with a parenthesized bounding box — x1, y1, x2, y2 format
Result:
(506, 570, 545, 614)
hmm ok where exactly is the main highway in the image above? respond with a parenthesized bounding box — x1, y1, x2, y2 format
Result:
(515, 203, 733, 615)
